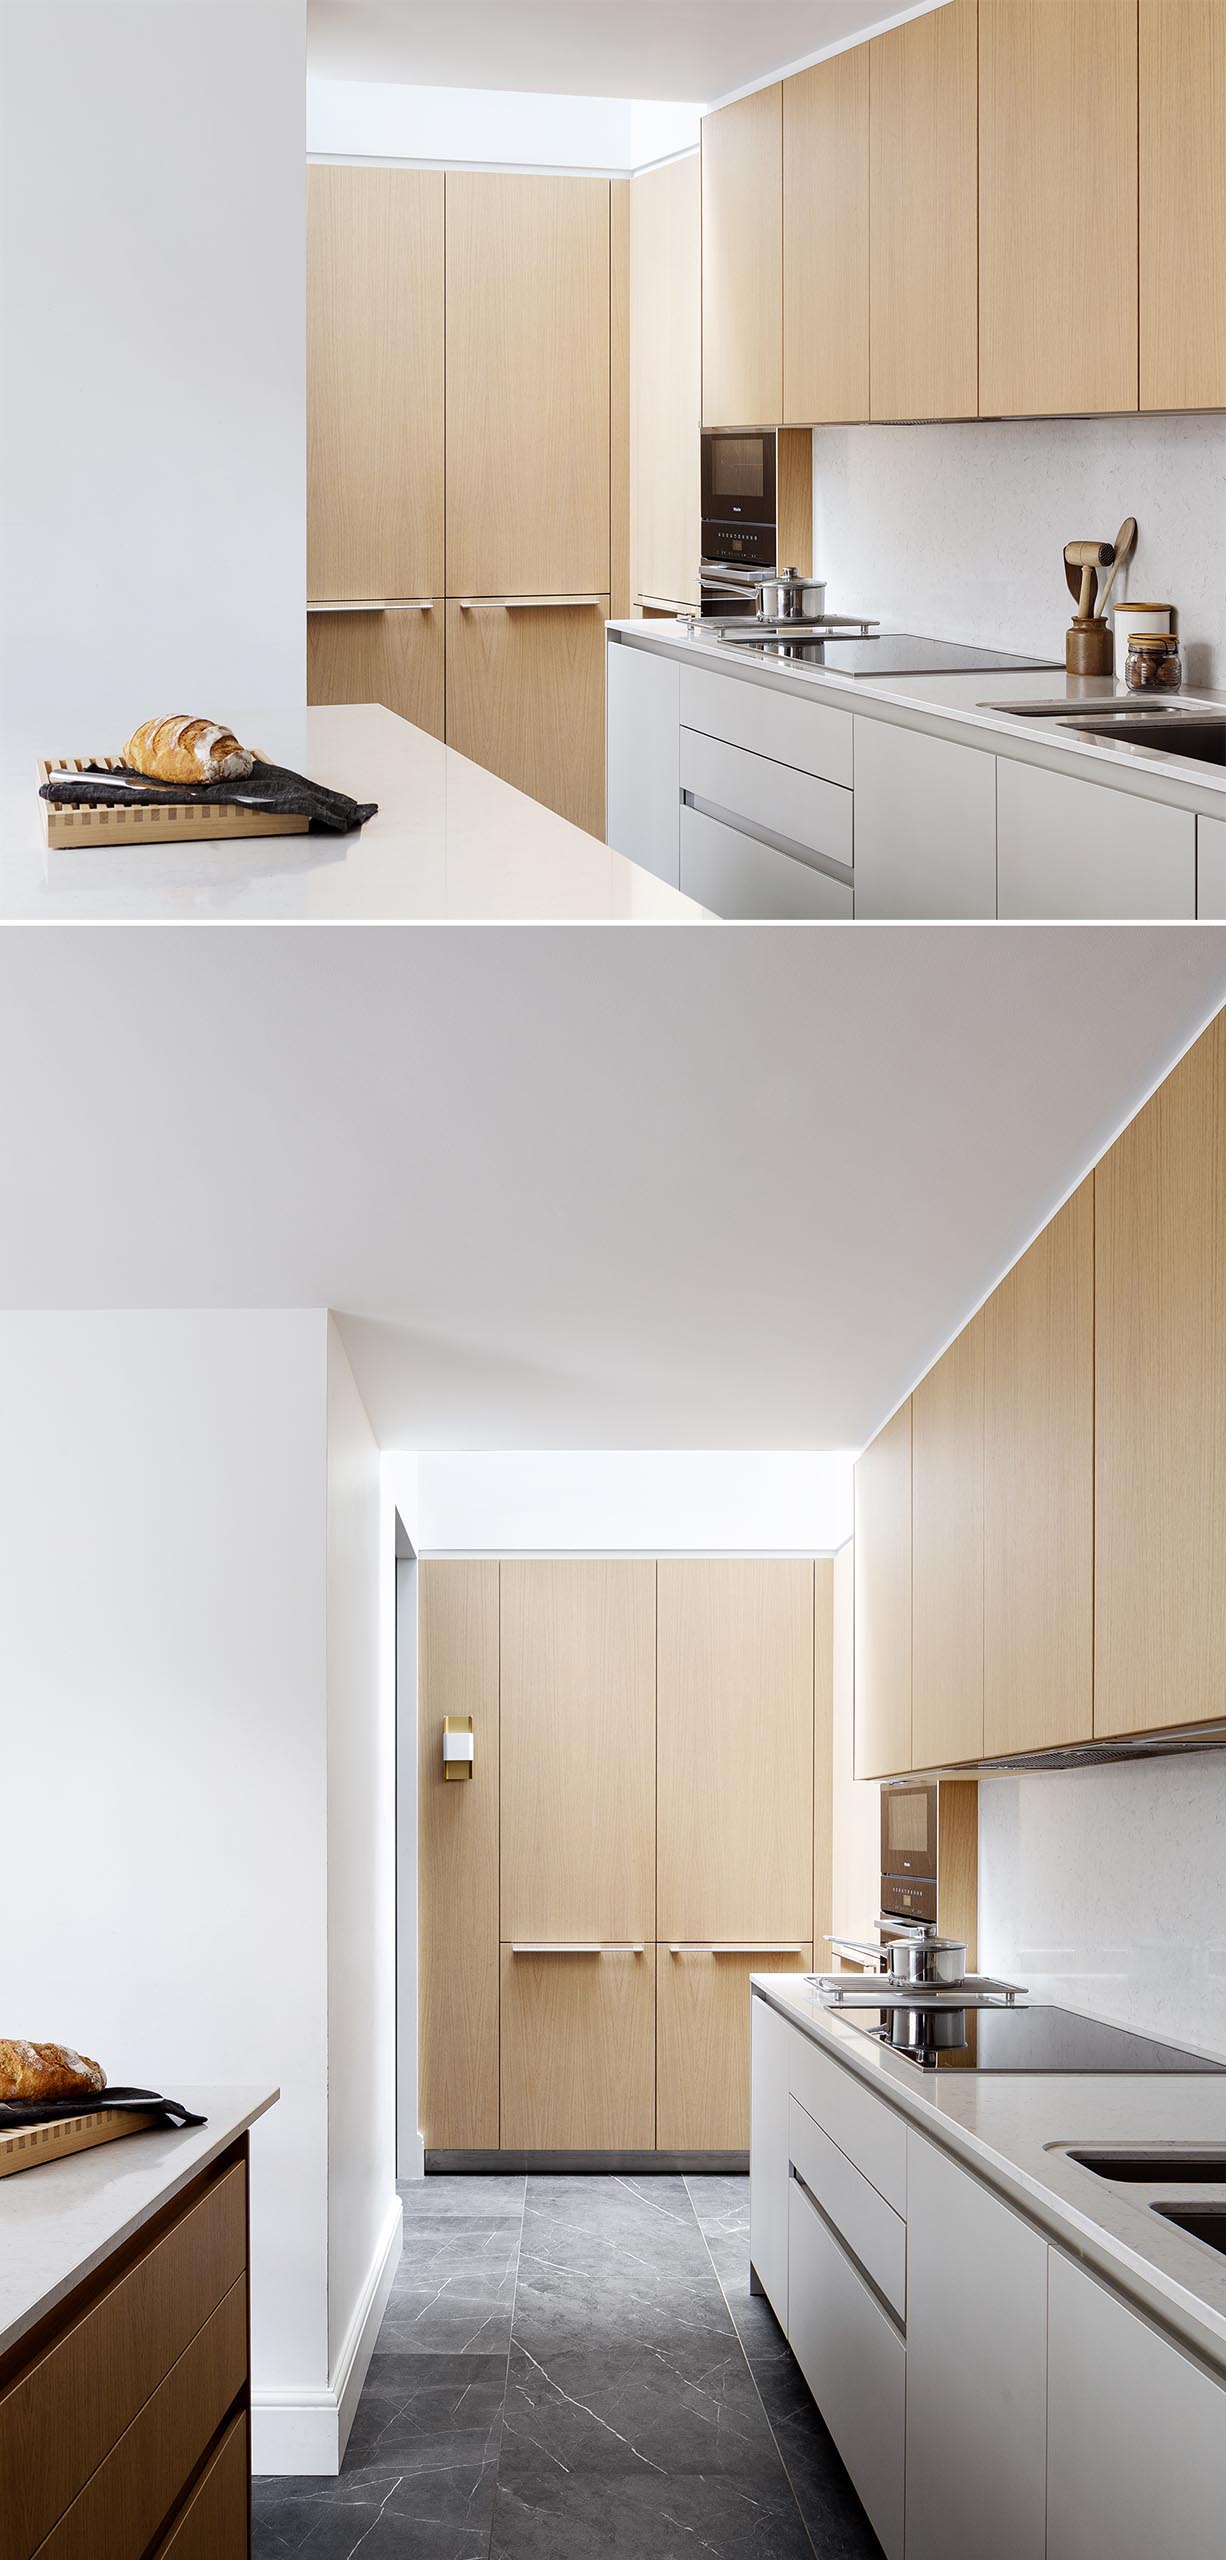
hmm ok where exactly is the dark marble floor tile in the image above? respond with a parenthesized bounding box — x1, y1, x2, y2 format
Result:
(376, 2277, 517, 2357)
(501, 2337, 795, 2482)
(402, 2175, 527, 2219)
(684, 2172, 750, 2239)
(255, 2458, 499, 2559)
(344, 2350, 506, 2473)
(490, 2463, 817, 2560)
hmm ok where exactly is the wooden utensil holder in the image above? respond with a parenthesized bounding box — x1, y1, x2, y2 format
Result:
(1066, 617, 1114, 677)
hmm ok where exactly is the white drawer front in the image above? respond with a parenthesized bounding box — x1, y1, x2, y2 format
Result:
(679, 664, 853, 788)
(680, 728, 852, 867)
(680, 806, 853, 920)
(788, 2176, 905, 2560)
(788, 2033, 907, 2216)
(789, 2097, 906, 2323)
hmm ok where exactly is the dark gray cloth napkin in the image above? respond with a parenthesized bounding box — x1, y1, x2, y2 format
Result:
(41, 761, 377, 835)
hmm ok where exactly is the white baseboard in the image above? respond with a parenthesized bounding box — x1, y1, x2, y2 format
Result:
(252, 2193, 404, 2477)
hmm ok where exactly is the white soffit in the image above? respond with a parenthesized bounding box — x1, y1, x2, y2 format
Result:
(1, 924, 1223, 1452)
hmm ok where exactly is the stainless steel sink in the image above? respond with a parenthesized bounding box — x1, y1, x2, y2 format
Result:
(1068, 2150, 1226, 2182)
(1153, 2205, 1226, 2257)
(977, 697, 1215, 723)
(1065, 715, 1225, 765)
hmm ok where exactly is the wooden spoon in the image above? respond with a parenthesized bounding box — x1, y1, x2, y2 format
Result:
(1097, 517, 1139, 621)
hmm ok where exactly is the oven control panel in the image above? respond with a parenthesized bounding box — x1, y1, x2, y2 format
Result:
(880, 1874, 938, 1928)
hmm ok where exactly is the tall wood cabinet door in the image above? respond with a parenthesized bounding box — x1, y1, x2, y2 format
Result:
(854, 1403, 912, 1779)
(984, 1180, 1094, 1758)
(701, 86, 783, 427)
(446, 175, 610, 598)
(500, 1948, 654, 2150)
(631, 154, 701, 610)
(445, 600, 608, 838)
(1140, 0, 1226, 410)
(500, 1562, 655, 1941)
(657, 1561, 815, 1939)
(979, 0, 1138, 418)
(1095, 1011, 1226, 1736)
(657, 1946, 811, 2152)
(783, 52, 869, 425)
(307, 605, 445, 740)
(912, 1314, 984, 1770)
(418, 1562, 500, 2151)
(307, 168, 444, 602)
(870, 0, 977, 422)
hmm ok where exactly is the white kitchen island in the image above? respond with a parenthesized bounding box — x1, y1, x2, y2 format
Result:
(2, 703, 706, 922)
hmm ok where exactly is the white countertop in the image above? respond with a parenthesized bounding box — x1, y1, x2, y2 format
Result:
(0, 2085, 277, 2359)
(752, 1976, 1226, 2378)
(2, 704, 705, 921)
(614, 619, 1226, 816)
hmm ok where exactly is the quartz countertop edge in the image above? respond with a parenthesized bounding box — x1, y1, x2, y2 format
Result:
(611, 620, 1226, 815)
(0, 2084, 278, 2360)
(752, 1975, 1226, 2380)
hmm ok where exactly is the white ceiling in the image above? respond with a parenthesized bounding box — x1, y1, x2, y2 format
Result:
(306, 1, 927, 103)
(1, 925, 1222, 1450)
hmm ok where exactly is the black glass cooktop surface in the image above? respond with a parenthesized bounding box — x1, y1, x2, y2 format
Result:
(840, 2003, 1224, 2074)
(719, 632, 1061, 678)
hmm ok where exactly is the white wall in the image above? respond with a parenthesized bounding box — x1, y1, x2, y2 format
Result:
(812, 412, 1226, 687)
(324, 1321, 400, 2413)
(0, 0, 306, 722)
(416, 1449, 855, 1553)
(307, 77, 700, 171)
(979, 1755, 1226, 2060)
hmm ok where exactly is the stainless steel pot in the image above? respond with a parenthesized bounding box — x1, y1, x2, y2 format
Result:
(754, 567, 827, 621)
(885, 1935, 967, 1987)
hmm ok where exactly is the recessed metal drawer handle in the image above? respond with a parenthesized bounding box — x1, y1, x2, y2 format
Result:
(509, 1942, 645, 1955)
(681, 790, 854, 889)
(307, 598, 434, 614)
(457, 596, 604, 611)
(791, 2168, 907, 2339)
(669, 1943, 809, 1956)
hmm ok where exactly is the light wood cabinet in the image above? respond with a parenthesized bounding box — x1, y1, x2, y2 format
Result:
(912, 1315, 984, 1769)
(445, 599, 608, 838)
(499, 1947, 654, 2151)
(1095, 1010, 1226, 1736)
(307, 168, 444, 602)
(657, 1560, 815, 1938)
(307, 605, 445, 740)
(445, 174, 610, 597)
(656, 1945, 811, 2152)
(854, 1401, 912, 1780)
(701, 85, 783, 427)
(1140, 0, 1226, 410)
(984, 1181, 1094, 1758)
(1047, 2251, 1226, 2560)
(979, 0, 1138, 417)
(630, 153, 701, 608)
(499, 1561, 655, 1941)
(418, 1562, 500, 2150)
(783, 51, 869, 425)
(869, 0, 978, 421)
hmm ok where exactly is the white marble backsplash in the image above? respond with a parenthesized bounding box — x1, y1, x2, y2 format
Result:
(978, 1751, 1226, 2061)
(812, 411, 1226, 687)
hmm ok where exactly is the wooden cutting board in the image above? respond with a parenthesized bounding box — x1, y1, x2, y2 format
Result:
(38, 757, 310, 849)
(0, 2108, 164, 2179)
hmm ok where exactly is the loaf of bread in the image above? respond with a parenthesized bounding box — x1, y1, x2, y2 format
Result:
(0, 2041, 106, 2103)
(122, 716, 254, 787)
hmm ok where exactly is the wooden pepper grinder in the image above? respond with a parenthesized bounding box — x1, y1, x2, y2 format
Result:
(1064, 540, 1115, 676)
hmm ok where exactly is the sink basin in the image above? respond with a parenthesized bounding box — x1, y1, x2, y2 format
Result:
(1065, 715, 1225, 765)
(1153, 2205, 1226, 2257)
(1069, 2151, 1226, 2183)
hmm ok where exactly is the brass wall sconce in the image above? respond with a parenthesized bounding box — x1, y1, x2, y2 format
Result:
(443, 1714, 474, 1780)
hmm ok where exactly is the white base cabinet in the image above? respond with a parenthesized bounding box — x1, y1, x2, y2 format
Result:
(788, 2171, 906, 2560)
(1046, 2253, 1226, 2560)
(1198, 812, 1226, 917)
(605, 637, 680, 883)
(748, 1992, 790, 2324)
(997, 758, 1196, 917)
(852, 717, 997, 919)
(905, 2131, 1048, 2560)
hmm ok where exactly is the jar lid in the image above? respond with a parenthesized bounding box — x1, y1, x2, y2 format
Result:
(1128, 631, 1178, 650)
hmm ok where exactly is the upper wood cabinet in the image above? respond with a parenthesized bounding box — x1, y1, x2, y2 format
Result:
(1095, 1012, 1226, 1738)
(983, 1181, 1094, 1759)
(912, 1313, 984, 1769)
(657, 1560, 814, 1938)
(702, 85, 783, 426)
(854, 1401, 912, 1781)
(979, 0, 1138, 417)
(1140, 0, 1226, 409)
(446, 174, 611, 597)
(631, 153, 701, 608)
(499, 1561, 655, 1939)
(783, 52, 869, 425)
(869, 0, 978, 421)
(307, 168, 445, 602)
(418, 1562, 500, 2150)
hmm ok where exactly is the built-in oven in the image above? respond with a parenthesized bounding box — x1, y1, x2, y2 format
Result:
(700, 428, 780, 617)
(880, 1780, 939, 1939)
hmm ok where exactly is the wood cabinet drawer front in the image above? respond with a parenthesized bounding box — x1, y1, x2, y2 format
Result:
(0, 2163, 246, 2560)
(34, 2279, 246, 2560)
(156, 2410, 248, 2560)
(680, 729, 852, 866)
(788, 2035, 907, 2216)
(788, 2177, 905, 2560)
(788, 2097, 906, 2322)
(678, 666, 852, 787)
(680, 808, 852, 921)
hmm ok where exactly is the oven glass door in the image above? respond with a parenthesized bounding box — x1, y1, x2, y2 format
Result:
(881, 1783, 938, 1883)
(701, 430, 776, 528)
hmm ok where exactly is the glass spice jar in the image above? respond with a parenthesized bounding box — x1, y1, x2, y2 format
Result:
(1125, 631, 1182, 691)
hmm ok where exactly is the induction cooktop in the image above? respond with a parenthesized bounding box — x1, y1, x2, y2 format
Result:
(840, 2003, 1225, 2074)
(717, 631, 1061, 679)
